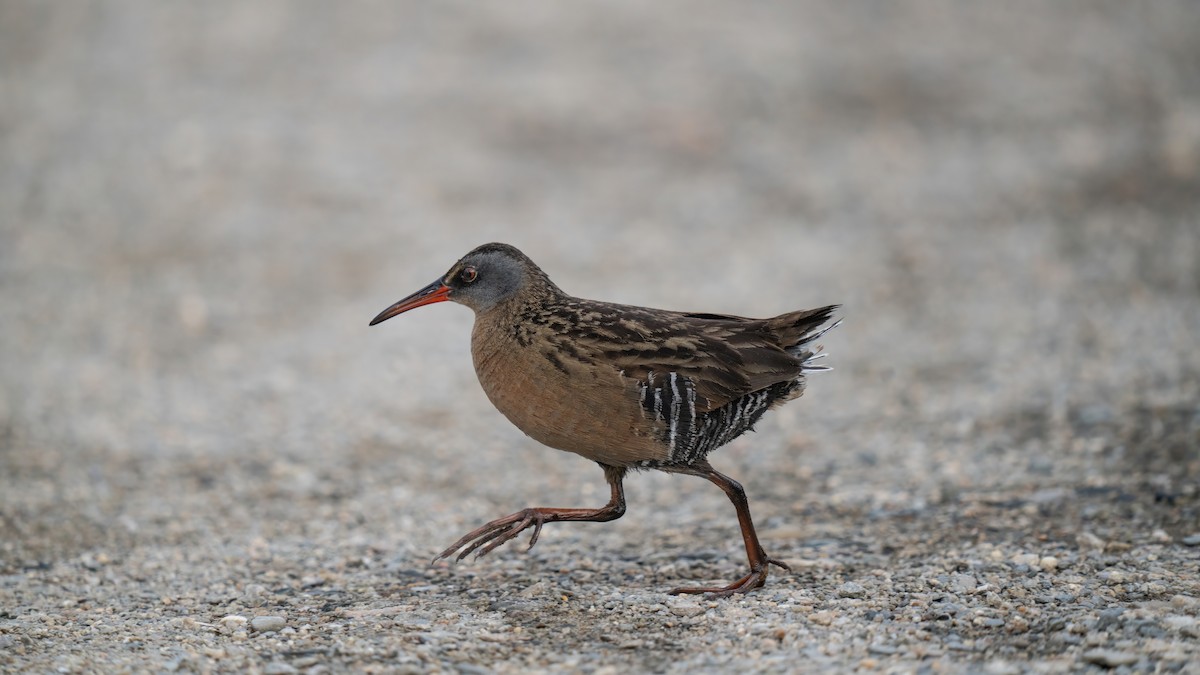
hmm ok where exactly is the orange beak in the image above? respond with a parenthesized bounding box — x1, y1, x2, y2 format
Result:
(369, 279, 452, 326)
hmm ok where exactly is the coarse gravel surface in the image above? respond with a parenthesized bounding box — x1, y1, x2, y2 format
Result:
(2, 3, 1199, 673)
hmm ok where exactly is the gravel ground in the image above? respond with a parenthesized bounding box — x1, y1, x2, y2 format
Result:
(3, 2, 1200, 673)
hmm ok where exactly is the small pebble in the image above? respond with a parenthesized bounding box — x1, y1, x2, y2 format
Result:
(867, 644, 898, 655)
(950, 574, 978, 593)
(1095, 608, 1125, 630)
(1082, 649, 1138, 667)
(1011, 553, 1038, 567)
(1039, 556, 1059, 572)
(263, 663, 298, 675)
(1181, 534, 1200, 547)
(218, 615, 248, 632)
(1077, 532, 1106, 551)
(1170, 595, 1198, 611)
(518, 581, 548, 598)
(669, 602, 705, 618)
(748, 622, 774, 635)
(1163, 616, 1198, 636)
(837, 582, 866, 598)
(808, 611, 834, 626)
(244, 583, 268, 601)
(985, 661, 1022, 675)
(251, 616, 287, 633)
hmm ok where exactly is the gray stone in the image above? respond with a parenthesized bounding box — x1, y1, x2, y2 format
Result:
(867, 644, 898, 655)
(251, 616, 287, 633)
(1095, 608, 1125, 631)
(1082, 649, 1138, 667)
(837, 581, 867, 598)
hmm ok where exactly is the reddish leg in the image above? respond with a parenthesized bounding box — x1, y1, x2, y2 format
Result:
(434, 464, 627, 562)
(664, 461, 790, 597)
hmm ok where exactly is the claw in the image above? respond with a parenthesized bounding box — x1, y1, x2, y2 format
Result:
(432, 509, 550, 563)
(463, 523, 516, 559)
(477, 520, 528, 558)
(526, 518, 545, 550)
(668, 569, 765, 597)
(668, 556, 790, 597)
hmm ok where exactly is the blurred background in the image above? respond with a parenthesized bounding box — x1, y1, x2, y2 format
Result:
(1, 1, 1198, 669)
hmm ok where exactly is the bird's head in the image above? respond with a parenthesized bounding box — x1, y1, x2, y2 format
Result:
(369, 243, 556, 325)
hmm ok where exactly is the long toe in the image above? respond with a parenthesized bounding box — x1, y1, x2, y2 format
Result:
(433, 522, 512, 562)
(473, 521, 530, 558)
(668, 567, 769, 597)
(432, 509, 543, 563)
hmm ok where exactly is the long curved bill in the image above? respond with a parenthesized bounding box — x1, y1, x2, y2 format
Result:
(369, 279, 451, 326)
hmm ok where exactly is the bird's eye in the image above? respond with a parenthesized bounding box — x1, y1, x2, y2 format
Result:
(459, 266, 478, 283)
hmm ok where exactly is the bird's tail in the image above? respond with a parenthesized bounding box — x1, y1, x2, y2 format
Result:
(768, 304, 842, 372)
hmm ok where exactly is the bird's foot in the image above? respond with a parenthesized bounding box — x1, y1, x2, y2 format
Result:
(433, 508, 549, 563)
(668, 557, 791, 597)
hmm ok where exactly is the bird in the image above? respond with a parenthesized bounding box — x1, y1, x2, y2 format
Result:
(369, 242, 839, 596)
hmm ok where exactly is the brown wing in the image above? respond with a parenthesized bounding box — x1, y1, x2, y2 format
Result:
(552, 300, 804, 413)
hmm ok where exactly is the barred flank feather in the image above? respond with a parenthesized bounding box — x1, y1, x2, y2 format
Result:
(627, 307, 841, 467)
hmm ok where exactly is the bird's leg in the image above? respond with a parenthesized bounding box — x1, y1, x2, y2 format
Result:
(664, 462, 790, 597)
(434, 464, 627, 563)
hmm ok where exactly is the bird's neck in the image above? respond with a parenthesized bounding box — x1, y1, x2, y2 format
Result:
(471, 284, 569, 361)
(468, 299, 531, 385)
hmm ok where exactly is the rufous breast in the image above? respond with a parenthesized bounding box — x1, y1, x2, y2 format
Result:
(469, 317, 669, 467)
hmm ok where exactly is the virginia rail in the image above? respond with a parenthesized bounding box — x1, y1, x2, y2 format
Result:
(370, 243, 839, 596)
